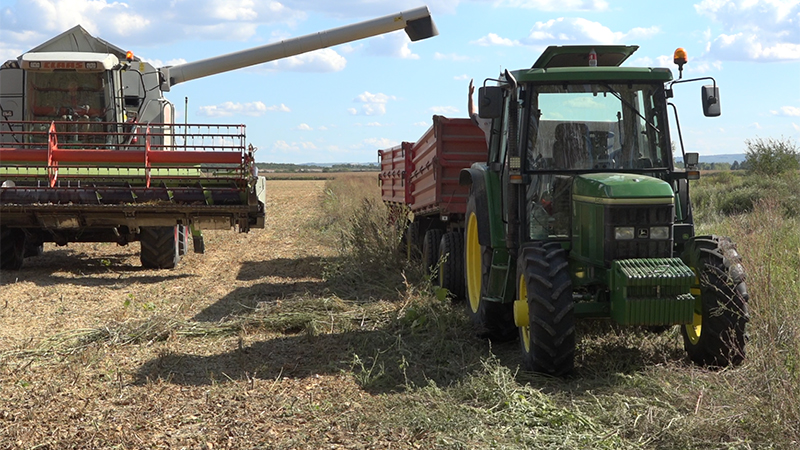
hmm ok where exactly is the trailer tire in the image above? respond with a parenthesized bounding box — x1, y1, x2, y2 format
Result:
(140, 226, 181, 269)
(0, 227, 26, 271)
(680, 235, 749, 367)
(517, 242, 575, 376)
(422, 229, 444, 275)
(402, 221, 420, 260)
(465, 197, 515, 341)
(439, 231, 465, 301)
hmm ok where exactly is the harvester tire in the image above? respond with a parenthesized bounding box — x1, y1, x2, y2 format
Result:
(465, 197, 515, 341)
(517, 242, 575, 376)
(177, 225, 189, 256)
(140, 226, 181, 269)
(422, 229, 444, 275)
(0, 227, 25, 271)
(680, 235, 749, 367)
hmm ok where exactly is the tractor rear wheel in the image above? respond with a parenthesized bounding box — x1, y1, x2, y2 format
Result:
(465, 197, 514, 341)
(517, 242, 575, 376)
(0, 227, 25, 271)
(438, 230, 465, 300)
(680, 236, 749, 367)
(422, 229, 444, 275)
(140, 226, 181, 269)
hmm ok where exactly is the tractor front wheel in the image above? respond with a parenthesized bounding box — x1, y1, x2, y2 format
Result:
(517, 242, 575, 376)
(680, 235, 749, 367)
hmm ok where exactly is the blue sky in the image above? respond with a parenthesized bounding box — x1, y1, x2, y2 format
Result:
(1, 0, 798, 164)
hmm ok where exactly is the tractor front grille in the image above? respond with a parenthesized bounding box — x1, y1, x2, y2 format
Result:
(604, 204, 674, 263)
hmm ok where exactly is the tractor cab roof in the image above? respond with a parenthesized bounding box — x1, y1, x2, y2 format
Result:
(509, 45, 673, 84)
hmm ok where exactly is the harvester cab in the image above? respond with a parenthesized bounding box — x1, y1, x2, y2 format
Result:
(461, 45, 748, 376)
(0, 7, 438, 270)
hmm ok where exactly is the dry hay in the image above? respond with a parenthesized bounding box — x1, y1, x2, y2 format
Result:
(0, 176, 413, 449)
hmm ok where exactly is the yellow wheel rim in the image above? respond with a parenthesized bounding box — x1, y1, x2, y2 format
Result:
(466, 212, 482, 314)
(686, 272, 702, 345)
(519, 273, 531, 353)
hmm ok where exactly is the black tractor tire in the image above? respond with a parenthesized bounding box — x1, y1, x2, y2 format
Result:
(517, 242, 575, 376)
(422, 228, 444, 275)
(402, 221, 421, 260)
(439, 230, 465, 301)
(465, 196, 515, 341)
(0, 227, 26, 271)
(140, 226, 181, 269)
(680, 235, 749, 367)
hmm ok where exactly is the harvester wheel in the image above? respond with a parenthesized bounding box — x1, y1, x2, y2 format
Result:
(465, 197, 515, 341)
(177, 225, 189, 256)
(140, 226, 181, 269)
(439, 231, 465, 301)
(0, 227, 26, 271)
(680, 235, 749, 367)
(422, 229, 444, 275)
(517, 242, 575, 376)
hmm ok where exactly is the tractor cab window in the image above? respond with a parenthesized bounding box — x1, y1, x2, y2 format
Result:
(523, 82, 669, 241)
(526, 83, 668, 172)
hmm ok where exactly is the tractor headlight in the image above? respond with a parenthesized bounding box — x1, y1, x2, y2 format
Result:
(614, 227, 635, 240)
(650, 226, 670, 240)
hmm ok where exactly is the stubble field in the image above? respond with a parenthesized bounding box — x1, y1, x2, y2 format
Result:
(1, 172, 798, 449)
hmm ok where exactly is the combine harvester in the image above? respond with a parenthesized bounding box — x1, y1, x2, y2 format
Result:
(0, 7, 438, 270)
(381, 46, 749, 375)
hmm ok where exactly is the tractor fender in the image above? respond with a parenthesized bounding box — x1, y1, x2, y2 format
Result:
(460, 165, 502, 248)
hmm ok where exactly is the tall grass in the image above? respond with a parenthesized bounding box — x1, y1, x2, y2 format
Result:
(314, 172, 800, 448)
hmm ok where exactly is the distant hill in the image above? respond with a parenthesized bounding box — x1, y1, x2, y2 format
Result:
(675, 154, 746, 164)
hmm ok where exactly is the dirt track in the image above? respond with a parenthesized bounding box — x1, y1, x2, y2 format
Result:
(0, 179, 411, 449)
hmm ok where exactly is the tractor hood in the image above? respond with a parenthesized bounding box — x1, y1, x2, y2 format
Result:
(573, 173, 674, 202)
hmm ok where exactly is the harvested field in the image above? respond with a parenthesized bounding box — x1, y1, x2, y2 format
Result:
(1, 173, 798, 449)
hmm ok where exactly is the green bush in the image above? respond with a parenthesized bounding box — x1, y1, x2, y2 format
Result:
(745, 136, 800, 176)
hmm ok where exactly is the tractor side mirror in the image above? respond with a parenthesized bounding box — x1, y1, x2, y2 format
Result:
(479, 86, 503, 119)
(702, 85, 720, 117)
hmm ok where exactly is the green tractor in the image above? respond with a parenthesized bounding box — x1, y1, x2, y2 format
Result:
(460, 45, 749, 376)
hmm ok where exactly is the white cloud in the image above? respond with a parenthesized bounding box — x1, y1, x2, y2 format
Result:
(521, 18, 659, 45)
(471, 33, 518, 47)
(696, 0, 800, 61)
(413, 121, 428, 126)
(366, 122, 385, 127)
(793, 123, 800, 131)
(430, 106, 460, 114)
(352, 91, 396, 116)
(271, 139, 317, 152)
(364, 31, 419, 60)
(772, 106, 800, 117)
(363, 137, 398, 149)
(296, 123, 313, 130)
(454, 74, 469, 80)
(263, 48, 347, 72)
(197, 101, 288, 117)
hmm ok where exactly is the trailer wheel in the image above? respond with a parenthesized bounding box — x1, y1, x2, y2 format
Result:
(439, 231, 465, 301)
(680, 236, 749, 367)
(465, 198, 514, 341)
(402, 221, 420, 260)
(0, 227, 26, 271)
(517, 242, 575, 376)
(422, 229, 444, 275)
(140, 226, 181, 269)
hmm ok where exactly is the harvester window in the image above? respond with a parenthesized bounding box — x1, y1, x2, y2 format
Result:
(26, 71, 108, 122)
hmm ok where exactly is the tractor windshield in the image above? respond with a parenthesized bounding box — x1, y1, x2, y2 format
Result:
(524, 83, 670, 172)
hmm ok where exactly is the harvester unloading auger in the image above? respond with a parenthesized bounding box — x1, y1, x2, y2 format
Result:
(0, 7, 438, 270)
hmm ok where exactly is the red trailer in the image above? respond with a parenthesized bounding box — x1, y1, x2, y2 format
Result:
(378, 115, 487, 298)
